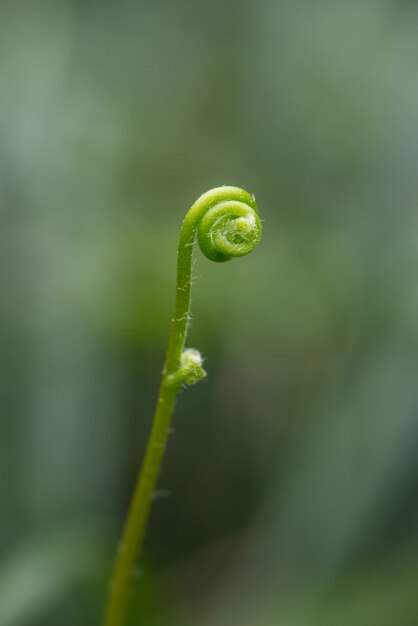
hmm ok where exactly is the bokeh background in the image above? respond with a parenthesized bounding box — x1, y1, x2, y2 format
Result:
(1, 1, 418, 624)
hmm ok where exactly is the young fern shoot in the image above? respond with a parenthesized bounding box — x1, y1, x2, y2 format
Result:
(103, 186, 262, 626)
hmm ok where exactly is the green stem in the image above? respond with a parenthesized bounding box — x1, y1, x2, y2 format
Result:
(102, 186, 261, 626)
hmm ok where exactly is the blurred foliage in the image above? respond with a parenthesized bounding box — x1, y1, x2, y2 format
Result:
(1, 0, 418, 624)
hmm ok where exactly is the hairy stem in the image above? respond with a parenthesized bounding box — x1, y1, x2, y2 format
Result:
(102, 186, 261, 626)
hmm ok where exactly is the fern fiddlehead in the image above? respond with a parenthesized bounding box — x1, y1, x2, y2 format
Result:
(103, 186, 262, 626)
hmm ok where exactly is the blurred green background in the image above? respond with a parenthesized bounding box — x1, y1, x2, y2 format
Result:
(1, 1, 418, 624)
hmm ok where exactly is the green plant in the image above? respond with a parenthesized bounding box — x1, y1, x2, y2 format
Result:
(102, 186, 262, 626)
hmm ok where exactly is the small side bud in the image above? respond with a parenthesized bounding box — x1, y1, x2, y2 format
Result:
(166, 348, 206, 388)
(179, 348, 206, 385)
